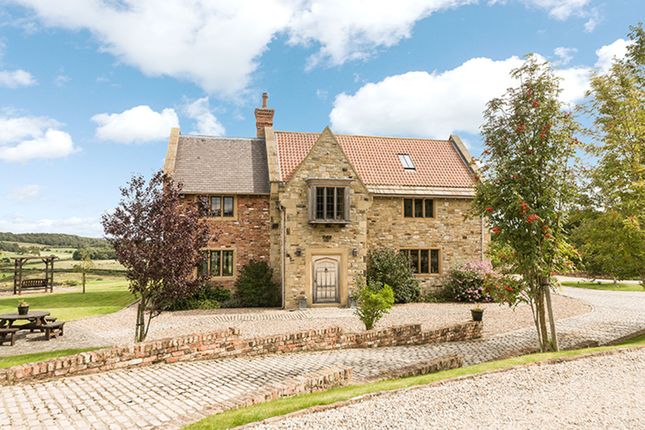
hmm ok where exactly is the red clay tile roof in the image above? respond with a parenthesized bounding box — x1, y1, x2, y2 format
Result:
(275, 131, 476, 188)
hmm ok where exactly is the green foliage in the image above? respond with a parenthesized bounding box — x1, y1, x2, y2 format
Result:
(0, 232, 107, 248)
(166, 284, 231, 311)
(235, 260, 281, 307)
(573, 23, 645, 283)
(366, 248, 420, 303)
(474, 55, 582, 351)
(573, 211, 645, 281)
(72, 247, 116, 260)
(353, 278, 395, 330)
(444, 261, 495, 303)
(0, 242, 22, 253)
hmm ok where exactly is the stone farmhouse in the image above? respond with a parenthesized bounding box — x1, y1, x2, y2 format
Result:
(164, 93, 488, 309)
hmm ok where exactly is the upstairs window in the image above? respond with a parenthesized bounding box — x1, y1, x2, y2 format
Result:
(403, 198, 434, 218)
(398, 154, 415, 170)
(199, 195, 235, 218)
(400, 249, 440, 274)
(307, 179, 351, 223)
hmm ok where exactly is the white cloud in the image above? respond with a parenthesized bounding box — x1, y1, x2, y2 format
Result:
(330, 55, 591, 138)
(54, 74, 71, 87)
(12, 1, 591, 95)
(0, 115, 76, 162)
(595, 38, 632, 73)
(286, 0, 475, 68)
(183, 97, 225, 136)
(553, 47, 577, 65)
(584, 7, 601, 32)
(0, 69, 36, 88)
(92, 105, 179, 144)
(0, 215, 103, 237)
(8, 184, 41, 202)
(520, 0, 590, 19)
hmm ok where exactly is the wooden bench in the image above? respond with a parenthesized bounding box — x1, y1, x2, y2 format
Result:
(0, 328, 19, 346)
(43, 321, 65, 340)
(20, 279, 50, 293)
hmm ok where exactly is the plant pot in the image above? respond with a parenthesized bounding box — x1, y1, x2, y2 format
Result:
(298, 297, 308, 310)
(471, 309, 484, 322)
(17, 305, 29, 316)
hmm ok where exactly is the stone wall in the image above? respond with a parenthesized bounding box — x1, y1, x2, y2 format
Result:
(186, 194, 271, 289)
(367, 196, 487, 292)
(278, 129, 372, 309)
(0, 321, 481, 385)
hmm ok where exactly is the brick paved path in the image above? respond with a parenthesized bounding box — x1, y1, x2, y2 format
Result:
(1, 288, 643, 430)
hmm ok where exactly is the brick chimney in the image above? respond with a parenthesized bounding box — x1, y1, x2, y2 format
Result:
(255, 92, 274, 138)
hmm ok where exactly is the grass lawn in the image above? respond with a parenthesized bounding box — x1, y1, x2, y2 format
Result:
(186, 335, 645, 430)
(561, 281, 643, 292)
(0, 348, 99, 368)
(0, 283, 134, 321)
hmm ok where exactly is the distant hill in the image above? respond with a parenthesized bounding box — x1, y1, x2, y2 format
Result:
(0, 232, 107, 248)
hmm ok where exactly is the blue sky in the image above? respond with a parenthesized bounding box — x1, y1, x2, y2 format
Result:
(0, 0, 642, 237)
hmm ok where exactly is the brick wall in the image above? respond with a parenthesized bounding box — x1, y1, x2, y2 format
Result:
(0, 321, 481, 385)
(188, 194, 271, 289)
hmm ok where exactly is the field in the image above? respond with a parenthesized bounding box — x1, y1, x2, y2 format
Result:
(0, 240, 126, 293)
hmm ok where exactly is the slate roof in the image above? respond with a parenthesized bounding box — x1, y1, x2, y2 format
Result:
(172, 135, 270, 194)
(274, 131, 476, 188)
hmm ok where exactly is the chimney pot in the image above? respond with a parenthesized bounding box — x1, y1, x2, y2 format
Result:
(255, 91, 274, 138)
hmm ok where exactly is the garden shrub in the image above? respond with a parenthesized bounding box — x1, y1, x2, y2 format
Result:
(444, 260, 495, 303)
(353, 278, 395, 330)
(366, 248, 420, 303)
(235, 260, 281, 307)
(166, 284, 231, 311)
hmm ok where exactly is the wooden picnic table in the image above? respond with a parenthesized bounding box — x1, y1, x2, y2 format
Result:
(0, 311, 50, 329)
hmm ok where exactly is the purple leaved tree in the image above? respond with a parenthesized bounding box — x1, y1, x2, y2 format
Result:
(102, 171, 209, 342)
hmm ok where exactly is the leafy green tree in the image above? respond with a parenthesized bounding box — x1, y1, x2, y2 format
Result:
(353, 278, 395, 330)
(474, 55, 581, 352)
(73, 249, 94, 294)
(576, 23, 645, 284)
(366, 248, 419, 303)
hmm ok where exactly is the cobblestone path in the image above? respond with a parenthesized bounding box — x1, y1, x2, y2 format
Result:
(1, 288, 643, 430)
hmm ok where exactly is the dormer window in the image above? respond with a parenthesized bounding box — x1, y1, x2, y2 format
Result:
(306, 178, 351, 224)
(398, 154, 415, 170)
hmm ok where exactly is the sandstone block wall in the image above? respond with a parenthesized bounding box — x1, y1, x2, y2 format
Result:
(278, 129, 372, 309)
(367, 196, 487, 292)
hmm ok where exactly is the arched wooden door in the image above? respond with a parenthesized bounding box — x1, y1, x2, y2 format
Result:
(312, 256, 340, 304)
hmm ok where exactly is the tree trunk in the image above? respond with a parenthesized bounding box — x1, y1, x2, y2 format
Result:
(82, 271, 86, 294)
(135, 299, 147, 342)
(544, 280, 559, 351)
(536, 285, 550, 352)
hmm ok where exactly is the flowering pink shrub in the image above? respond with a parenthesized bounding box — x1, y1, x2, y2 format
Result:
(444, 260, 495, 303)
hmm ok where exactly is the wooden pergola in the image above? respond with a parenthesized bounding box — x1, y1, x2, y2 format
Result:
(12, 255, 57, 295)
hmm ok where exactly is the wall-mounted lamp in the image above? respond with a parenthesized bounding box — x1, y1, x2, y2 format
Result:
(351, 248, 359, 257)
(295, 247, 302, 257)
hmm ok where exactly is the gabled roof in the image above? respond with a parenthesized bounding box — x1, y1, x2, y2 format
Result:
(171, 135, 270, 195)
(274, 131, 477, 189)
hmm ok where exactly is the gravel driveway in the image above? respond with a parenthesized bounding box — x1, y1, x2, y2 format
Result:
(251, 348, 645, 430)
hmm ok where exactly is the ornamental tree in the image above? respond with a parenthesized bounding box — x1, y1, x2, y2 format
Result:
(102, 171, 209, 342)
(474, 55, 582, 352)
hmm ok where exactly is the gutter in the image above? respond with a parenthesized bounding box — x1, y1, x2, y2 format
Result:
(279, 202, 286, 309)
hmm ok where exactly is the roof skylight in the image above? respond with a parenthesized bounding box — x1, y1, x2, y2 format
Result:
(398, 154, 415, 170)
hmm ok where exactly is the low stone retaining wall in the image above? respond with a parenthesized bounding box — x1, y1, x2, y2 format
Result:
(0, 321, 481, 385)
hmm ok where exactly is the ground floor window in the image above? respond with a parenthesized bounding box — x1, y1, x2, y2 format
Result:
(400, 248, 440, 274)
(199, 249, 234, 277)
